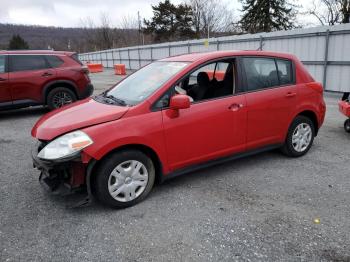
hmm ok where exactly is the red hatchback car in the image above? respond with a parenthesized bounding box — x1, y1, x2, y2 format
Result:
(31, 51, 326, 208)
(0, 50, 93, 110)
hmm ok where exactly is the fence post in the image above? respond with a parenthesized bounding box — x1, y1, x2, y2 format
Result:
(259, 35, 264, 51)
(168, 44, 171, 57)
(112, 50, 115, 66)
(187, 42, 190, 54)
(100, 52, 103, 64)
(127, 49, 131, 70)
(118, 50, 122, 64)
(216, 39, 220, 51)
(323, 29, 330, 90)
(150, 47, 153, 61)
(138, 48, 141, 69)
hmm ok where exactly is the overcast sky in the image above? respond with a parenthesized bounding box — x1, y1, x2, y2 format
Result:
(0, 0, 316, 28)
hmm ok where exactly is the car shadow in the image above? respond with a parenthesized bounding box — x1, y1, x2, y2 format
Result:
(65, 149, 284, 214)
(0, 106, 49, 120)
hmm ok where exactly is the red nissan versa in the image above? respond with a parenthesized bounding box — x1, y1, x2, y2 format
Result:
(0, 50, 93, 110)
(31, 51, 326, 208)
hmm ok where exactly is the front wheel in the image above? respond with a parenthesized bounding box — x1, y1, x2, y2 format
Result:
(281, 116, 315, 157)
(93, 150, 155, 208)
(344, 119, 350, 133)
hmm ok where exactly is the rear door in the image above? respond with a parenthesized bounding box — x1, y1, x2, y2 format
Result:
(241, 57, 296, 150)
(8, 55, 56, 103)
(0, 55, 11, 105)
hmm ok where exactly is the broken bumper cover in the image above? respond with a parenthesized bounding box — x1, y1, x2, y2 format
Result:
(31, 143, 87, 195)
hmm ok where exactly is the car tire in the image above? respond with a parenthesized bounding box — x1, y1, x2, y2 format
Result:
(93, 150, 155, 208)
(344, 119, 350, 133)
(47, 87, 77, 110)
(281, 115, 315, 157)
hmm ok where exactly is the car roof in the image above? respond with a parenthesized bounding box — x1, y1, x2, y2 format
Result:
(161, 50, 296, 62)
(0, 50, 75, 56)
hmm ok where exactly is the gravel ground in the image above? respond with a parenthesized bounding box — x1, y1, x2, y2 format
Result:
(0, 70, 349, 262)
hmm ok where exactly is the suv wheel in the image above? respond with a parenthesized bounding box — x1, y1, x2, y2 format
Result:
(47, 87, 77, 110)
(344, 119, 350, 133)
(93, 150, 155, 208)
(281, 116, 315, 157)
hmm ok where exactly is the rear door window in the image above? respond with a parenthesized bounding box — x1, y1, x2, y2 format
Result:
(0, 55, 5, 73)
(9, 55, 49, 72)
(242, 57, 279, 91)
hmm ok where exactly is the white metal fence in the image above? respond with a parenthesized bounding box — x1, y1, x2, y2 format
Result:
(79, 24, 350, 92)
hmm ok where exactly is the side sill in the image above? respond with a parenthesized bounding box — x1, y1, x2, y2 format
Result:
(161, 144, 282, 183)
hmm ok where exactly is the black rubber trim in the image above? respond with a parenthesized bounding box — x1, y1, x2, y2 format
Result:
(160, 144, 282, 183)
(42, 80, 79, 103)
(79, 83, 94, 99)
(0, 99, 41, 110)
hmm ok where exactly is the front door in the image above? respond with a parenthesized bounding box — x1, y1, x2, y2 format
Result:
(160, 58, 247, 171)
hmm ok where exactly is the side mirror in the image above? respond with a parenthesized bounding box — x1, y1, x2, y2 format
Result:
(169, 94, 191, 110)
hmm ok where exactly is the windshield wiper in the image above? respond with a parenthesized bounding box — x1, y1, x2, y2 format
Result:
(103, 94, 127, 106)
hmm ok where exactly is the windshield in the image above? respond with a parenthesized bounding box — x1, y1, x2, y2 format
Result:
(106, 61, 189, 105)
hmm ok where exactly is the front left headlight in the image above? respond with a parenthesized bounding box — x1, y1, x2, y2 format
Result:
(38, 130, 93, 160)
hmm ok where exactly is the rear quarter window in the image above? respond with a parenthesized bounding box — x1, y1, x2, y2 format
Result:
(70, 53, 83, 65)
(46, 55, 64, 68)
(276, 59, 294, 85)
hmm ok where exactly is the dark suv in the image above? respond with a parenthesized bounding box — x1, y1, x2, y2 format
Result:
(0, 50, 93, 110)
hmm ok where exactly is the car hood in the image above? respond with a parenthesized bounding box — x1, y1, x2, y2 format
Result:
(32, 98, 129, 140)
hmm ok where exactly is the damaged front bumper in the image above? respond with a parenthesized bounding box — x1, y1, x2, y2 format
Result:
(31, 142, 94, 206)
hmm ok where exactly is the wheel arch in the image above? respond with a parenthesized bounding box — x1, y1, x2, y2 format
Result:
(294, 110, 319, 136)
(42, 80, 79, 104)
(88, 143, 164, 186)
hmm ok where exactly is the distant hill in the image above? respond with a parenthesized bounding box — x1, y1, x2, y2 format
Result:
(0, 23, 140, 53)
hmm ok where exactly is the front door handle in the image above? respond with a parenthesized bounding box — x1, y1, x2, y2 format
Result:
(41, 72, 53, 77)
(285, 92, 296, 98)
(228, 103, 243, 111)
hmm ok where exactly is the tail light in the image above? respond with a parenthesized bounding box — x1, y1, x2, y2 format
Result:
(71, 66, 90, 75)
(82, 66, 90, 75)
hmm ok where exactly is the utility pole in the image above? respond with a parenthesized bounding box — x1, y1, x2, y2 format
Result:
(207, 13, 210, 46)
(138, 11, 142, 45)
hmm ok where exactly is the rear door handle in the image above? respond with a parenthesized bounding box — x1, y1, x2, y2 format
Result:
(285, 92, 296, 98)
(41, 72, 53, 77)
(228, 103, 243, 111)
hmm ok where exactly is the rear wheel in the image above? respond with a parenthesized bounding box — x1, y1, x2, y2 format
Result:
(344, 119, 350, 133)
(93, 150, 155, 208)
(281, 116, 315, 157)
(47, 87, 77, 110)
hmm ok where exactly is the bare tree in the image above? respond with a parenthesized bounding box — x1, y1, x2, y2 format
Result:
(307, 0, 350, 25)
(120, 14, 139, 29)
(80, 16, 98, 51)
(98, 12, 116, 49)
(187, 0, 237, 38)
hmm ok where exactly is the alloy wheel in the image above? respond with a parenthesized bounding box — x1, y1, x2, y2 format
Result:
(52, 91, 73, 108)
